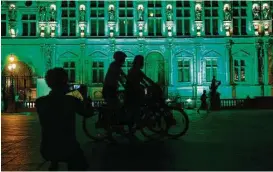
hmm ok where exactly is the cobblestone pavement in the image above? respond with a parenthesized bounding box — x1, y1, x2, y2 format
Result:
(1, 109, 273, 171)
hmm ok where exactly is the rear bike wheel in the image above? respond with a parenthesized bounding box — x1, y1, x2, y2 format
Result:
(82, 108, 108, 141)
(163, 107, 189, 139)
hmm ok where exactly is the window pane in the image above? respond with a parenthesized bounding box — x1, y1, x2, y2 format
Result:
(127, 19, 133, 36)
(206, 68, 211, 82)
(241, 67, 245, 81)
(93, 62, 97, 67)
(178, 60, 183, 67)
(212, 68, 217, 78)
(148, 19, 154, 36)
(98, 1, 104, 7)
(205, 19, 210, 35)
(119, 19, 125, 36)
(70, 69, 75, 82)
(22, 14, 28, 20)
(90, 1, 96, 7)
(69, 10, 75, 18)
(99, 62, 104, 67)
(64, 62, 68, 68)
(119, 0, 125, 7)
(30, 22, 36, 36)
(183, 69, 190, 82)
(70, 62, 75, 68)
(234, 60, 238, 66)
(62, 20, 68, 36)
(127, 1, 133, 7)
(98, 10, 104, 17)
(184, 10, 190, 17)
(184, 60, 190, 67)
(29, 14, 36, 20)
(99, 69, 104, 83)
(91, 20, 96, 36)
(234, 67, 239, 81)
(176, 9, 182, 17)
(93, 70, 97, 83)
(90, 10, 96, 17)
(98, 20, 105, 36)
(22, 23, 28, 36)
(1, 22, 6, 36)
(156, 19, 161, 36)
(127, 10, 133, 17)
(119, 10, 125, 17)
(213, 19, 218, 35)
(177, 20, 182, 35)
(240, 60, 245, 66)
(212, 60, 217, 66)
(178, 69, 182, 82)
(184, 20, 190, 35)
(70, 20, 76, 36)
(155, 9, 161, 17)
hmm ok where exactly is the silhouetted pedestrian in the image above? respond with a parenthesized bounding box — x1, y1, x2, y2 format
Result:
(197, 90, 209, 114)
(35, 68, 92, 171)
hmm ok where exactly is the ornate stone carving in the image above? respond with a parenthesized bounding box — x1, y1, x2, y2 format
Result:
(49, 5, 56, 22)
(108, 5, 115, 21)
(8, 4, 17, 21)
(44, 45, 53, 71)
(79, 5, 86, 22)
(223, 4, 231, 21)
(39, 6, 47, 22)
(195, 3, 202, 21)
(166, 4, 173, 21)
(262, 3, 270, 20)
(137, 4, 144, 21)
(252, 3, 260, 20)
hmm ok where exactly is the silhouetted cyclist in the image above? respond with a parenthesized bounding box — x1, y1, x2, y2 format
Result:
(36, 68, 92, 171)
(102, 51, 127, 140)
(197, 90, 209, 114)
(125, 55, 157, 137)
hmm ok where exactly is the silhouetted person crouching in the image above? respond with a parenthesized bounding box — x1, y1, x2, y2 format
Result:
(36, 68, 92, 171)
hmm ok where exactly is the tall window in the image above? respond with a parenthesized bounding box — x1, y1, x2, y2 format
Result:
(119, 0, 133, 36)
(205, 59, 217, 82)
(92, 61, 104, 84)
(177, 59, 190, 82)
(176, 1, 191, 36)
(122, 59, 133, 74)
(61, 0, 76, 36)
(148, 0, 162, 36)
(22, 14, 36, 36)
(64, 61, 76, 83)
(232, 1, 247, 35)
(204, 1, 219, 35)
(234, 60, 246, 82)
(1, 13, 7, 36)
(90, 1, 105, 36)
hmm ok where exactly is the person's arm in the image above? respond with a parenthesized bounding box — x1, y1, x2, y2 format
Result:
(118, 69, 127, 88)
(73, 97, 93, 118)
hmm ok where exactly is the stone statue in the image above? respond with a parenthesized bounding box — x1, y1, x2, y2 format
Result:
(224, 6, 231, 21)
(49, 8, 56, 22)
(39, 6, 46, 22)
(108, 6, 115, 21)
(8, 6, 17, 21)
(252, 5, 260, 20)
(138, 6, 144, 21)
(166, 6, 173, 21)
(79, 7, 85, 21)
(262, 5, 270, 20)
(195, 6, 202, 21)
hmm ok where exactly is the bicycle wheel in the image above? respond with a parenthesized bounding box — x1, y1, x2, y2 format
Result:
(140, 111, 163, 140)
(82, 108, 108, 141)
(163, 107, 189, 139)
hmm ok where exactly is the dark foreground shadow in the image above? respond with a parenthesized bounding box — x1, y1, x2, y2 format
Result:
(83, 139, 177, 171)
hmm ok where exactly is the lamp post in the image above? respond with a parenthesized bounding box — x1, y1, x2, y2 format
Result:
(7, 54, 16, 112)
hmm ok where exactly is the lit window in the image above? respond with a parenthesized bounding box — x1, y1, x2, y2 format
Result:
(206, 59, 217, 82)
(178, 59, 190, 82)
(122, 59, 133, 74)
(234, 59, 246, 82)
(92, 61, 104, 84)
(64, 61, 76, 83)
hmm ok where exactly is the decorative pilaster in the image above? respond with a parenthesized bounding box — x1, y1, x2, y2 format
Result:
(165, 4, 174, 37)
(252, 2, 261, 36)
(80, 44, 86, 83)
(256, 40, 264, 84)
(137, 4, 145, 37)
(44, 44, 53, 72)
(38, 4, 47, 37)
(48, 4, 57, 37)
(8, 4, 17, 37)
(223, 2, 232, 36)
(262, 2, 271, 36)
(194, 1, 203, 37)
(108, 4, 116, 38)
(263, 41, 269, 95)
(79, 4, 86, 37)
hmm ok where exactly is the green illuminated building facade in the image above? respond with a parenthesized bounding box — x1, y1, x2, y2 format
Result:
(1, 0, 273, 101)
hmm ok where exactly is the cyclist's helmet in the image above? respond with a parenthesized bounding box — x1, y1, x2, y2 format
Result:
(113, 51, 127, 63)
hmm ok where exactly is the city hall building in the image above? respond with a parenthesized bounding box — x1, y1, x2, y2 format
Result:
(1, 0, 273, 103)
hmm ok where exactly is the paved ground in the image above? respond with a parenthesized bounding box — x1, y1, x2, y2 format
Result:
(1, 109, 273, 171)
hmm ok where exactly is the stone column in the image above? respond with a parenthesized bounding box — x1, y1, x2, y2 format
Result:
(254, 42, 260, 85)
(40, 44, 46, 77)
